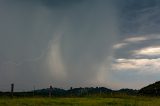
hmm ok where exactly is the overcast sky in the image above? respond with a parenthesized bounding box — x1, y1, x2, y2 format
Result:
(1, 0, 160, 91)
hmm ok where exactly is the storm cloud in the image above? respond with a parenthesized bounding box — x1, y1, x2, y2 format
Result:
(0, 0, 118, 91)
(1, 0, 160, 91)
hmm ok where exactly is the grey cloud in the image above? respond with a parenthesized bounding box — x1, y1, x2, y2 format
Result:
(0, 0, 119, 91)
(114, 36, 160, 59)
(111, 0, 160, 89)
(119, 0, 160, 39)
(1, 0, 160, 91)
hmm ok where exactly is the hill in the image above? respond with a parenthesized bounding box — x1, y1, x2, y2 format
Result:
(139, 81, 160, 96)
(0, 87, 138, 97)
(116, 88, 138, 95)
(34, 87, 113, 97)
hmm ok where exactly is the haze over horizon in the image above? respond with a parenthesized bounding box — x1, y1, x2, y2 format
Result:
(1, 0, 160, 91)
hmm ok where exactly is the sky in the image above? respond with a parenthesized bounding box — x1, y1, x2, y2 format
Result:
(1, 0, 160, 91)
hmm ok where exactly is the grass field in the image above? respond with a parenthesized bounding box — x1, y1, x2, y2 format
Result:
(0, 96, 160, 106)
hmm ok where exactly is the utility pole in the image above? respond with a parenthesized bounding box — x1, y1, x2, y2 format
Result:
(11, 83, 14, 97)
(70, 87, 73, 96)
(100, 89, 102, 96)
(33, 85, 35, 97)
(155, 87, 158, 96)
(49, 85, 53, 97)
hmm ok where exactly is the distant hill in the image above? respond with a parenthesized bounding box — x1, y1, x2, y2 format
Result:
(34, 88, 67, 97)
(139, 81, 160, 96)
(116, 88, 138, 95)
(34, 87, 113, 97)
(0, 87, 138, 97)
(67, 87, 113, 96)
(33, 87, 138, 97)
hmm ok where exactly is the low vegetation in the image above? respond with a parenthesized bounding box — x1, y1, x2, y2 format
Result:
(1, 96, 160, 106)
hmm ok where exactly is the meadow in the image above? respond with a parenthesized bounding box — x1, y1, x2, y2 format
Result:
(0, 96, 160, 106)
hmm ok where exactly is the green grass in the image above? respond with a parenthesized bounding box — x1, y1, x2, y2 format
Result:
(0, 96, 160, 106)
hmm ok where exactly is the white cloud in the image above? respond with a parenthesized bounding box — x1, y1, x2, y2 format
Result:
(133, 46, 160, 56)
(113, 43, 128, 49)
(113, 35, 160, 49)
(124, 36, 148, 42)
(113, 43, 127, 49)
(113, 36, 149, 49)
(113, 58, 160, 73)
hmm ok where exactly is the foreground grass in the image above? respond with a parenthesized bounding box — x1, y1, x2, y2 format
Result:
(0, 96, 160, 106)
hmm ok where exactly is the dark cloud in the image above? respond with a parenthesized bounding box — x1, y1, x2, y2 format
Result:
(0, 0, 119, 91)
(1, 0, 160, 91)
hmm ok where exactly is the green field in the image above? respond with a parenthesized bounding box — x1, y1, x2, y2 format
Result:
(0, 97, 160, 106)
